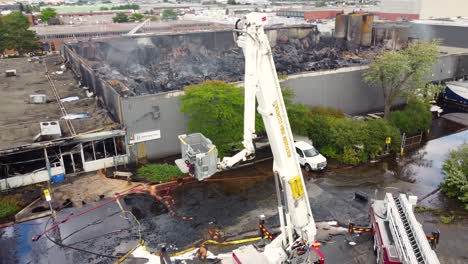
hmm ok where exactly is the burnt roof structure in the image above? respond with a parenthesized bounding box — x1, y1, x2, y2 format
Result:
(63, 25, 375, 97)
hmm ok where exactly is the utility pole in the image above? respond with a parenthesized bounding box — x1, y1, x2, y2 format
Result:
(43, 148, 56, 220)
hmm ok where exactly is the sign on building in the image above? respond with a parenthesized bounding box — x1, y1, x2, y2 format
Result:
(130, 130, 161, 144)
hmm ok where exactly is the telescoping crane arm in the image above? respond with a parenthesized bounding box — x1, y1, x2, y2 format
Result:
(221, 13, 318, 263)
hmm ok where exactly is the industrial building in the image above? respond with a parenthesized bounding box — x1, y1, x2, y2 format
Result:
(33, 20, 229, 52)
(3, 9, 468, 191)
(379, 0, 468, 20)
(59, 18, 468, 164)
(0, 55, 128, 191)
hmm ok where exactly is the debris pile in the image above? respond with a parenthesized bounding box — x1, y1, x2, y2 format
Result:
(86, 33, 375, 96)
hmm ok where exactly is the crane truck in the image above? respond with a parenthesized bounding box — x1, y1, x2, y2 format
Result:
(130, 12, 441, 264)
(177, 12, 322, 264)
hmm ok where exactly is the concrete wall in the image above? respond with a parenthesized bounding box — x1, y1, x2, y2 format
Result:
(409, 23, 468, 48)
(419, 0, 468, 19)
(283, 66, 386, 114)
(121, 91, 187, 161)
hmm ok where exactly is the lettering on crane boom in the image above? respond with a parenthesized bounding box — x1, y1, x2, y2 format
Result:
(273, 100, 291, 158)
(289, 176, 305, 199)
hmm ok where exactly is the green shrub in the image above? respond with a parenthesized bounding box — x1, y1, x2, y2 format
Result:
(0, 196, 21, 219)
(308, 114, 401, 165)
(309, 107, 345, 118)
(440, 144, 468, 210)
(440, 215, 455, 224)
(389, 101, 432, 135)
(366, 119, 401, 159)
(137, 163, 184, 183)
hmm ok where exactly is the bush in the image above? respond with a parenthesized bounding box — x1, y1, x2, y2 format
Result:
(137, 164, 183, 183)
(366, 119, 401, 159)
(440, 144, 468, 210)
(309, 107, 345, 118)
(389, 101, 432, 135)
(308, 114, 401, 165)
(0, 196, 21, 219)
(440, 215, 455, 224)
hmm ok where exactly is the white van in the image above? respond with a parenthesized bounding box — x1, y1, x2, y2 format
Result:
(294, 141, 327, 172)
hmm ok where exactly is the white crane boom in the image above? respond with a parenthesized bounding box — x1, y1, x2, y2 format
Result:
(221, 13, 317, 263)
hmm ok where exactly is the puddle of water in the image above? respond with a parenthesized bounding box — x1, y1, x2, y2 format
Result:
(397, 130, 468, 188)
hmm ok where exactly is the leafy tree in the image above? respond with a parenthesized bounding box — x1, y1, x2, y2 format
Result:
(441, 144, 468, 210)
(161, 9, 178, 20)
(0, 12, 39, 55)
(40, 7, 57, 23)
(130, 13, 144, 22)
(364, 41, 439, 119)
(112, 13, 129, 23)
(180, 81, 245, 157)
(100, 7, 109, 11)
(227, 0, 237, 4)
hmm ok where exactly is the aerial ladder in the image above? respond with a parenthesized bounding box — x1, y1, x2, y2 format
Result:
(351, 193, 441, 264)
(177, 13, 322, 263)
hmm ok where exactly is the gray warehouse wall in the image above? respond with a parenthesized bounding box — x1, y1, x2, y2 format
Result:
(121, 91, 187, 161)
(283, 66, 385, 114)
(410, 23, 468, 49)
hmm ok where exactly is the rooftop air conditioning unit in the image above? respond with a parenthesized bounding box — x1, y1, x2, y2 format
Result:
(40, 121, 62, 139)
(29, 94, 47, 104)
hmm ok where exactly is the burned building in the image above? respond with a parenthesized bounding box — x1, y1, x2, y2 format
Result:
(60, 19, 468, 163)
(61, 24, 382, 162)
(0, 56, 128, 191)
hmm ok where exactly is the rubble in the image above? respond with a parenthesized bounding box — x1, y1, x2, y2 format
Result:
(81, 33, 376, 96)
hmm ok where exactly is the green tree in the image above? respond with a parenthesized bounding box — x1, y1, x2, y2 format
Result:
(161, 9, 178, 20)
(40, 7, 57, 23)
(180, 81, 245, 157)
(441, 144, 468, 210)
(227, 0, 237, 4)
(100, 7, 109, 11)
(112, 13, 129, 23)
(364, 41, 439, 119)
(130, 13, 144, 22)
(0, 12, 39, 55)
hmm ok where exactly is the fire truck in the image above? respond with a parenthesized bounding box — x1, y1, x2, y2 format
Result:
(350, 193, 440, 264)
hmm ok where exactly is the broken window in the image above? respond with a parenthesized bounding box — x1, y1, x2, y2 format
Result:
(81, 136, 126, 162)
(0, 147, 61, 179)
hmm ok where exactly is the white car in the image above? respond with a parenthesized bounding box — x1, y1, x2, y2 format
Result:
(294, 141, 327, 172)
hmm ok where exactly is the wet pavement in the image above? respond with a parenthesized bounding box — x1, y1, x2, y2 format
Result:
(1, 129, 467, 264)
